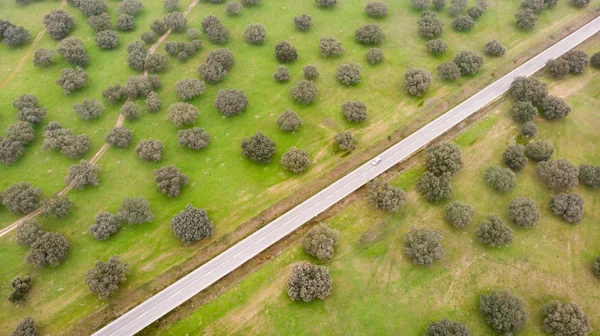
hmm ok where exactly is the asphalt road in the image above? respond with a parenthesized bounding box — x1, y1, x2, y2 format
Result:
(93, 17, 600, 336)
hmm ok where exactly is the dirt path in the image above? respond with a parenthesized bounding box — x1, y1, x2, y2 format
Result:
(0, 0, 200, 238)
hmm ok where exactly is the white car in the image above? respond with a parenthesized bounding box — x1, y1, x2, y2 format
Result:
(371, 157, 382, 165)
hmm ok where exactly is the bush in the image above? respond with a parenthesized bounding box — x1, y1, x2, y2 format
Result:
(426, 318, 470, 336)
(480, 290, 528, 333)
(417, 171, 452, 203)
(342, 101, 367, 123)
(515, 9, 537, 29)
(503, 144, 528, 171)
(512, 100, 537, 123)
(335, 131, 355, 151)
(570, 0, 590, 8)
(9, 275, 32, 303)
(437, 62, 461, 81)
(44, 9, 75, 40)
(546, 58, 570, 78)
(2, 182, 42, 214)
(355, 24, 384, 45)
(404, 68, 431, 96)
(508, 197, 539, 228)
(275, 41, 298, 63)
(419, 11, 444, 39)
(89, 212, 120, 240)
(116, 14, 135, 31)
(177, 128, 210, 150)
(467, 6, 484, 19)
(540, 95, 570, 120)
(525, 139, 553, 162)
(10, 317, 37, 336)
(522, 121, 538, 137)
(16, 219, 45, 246)
(3, 26, 30, 46)
(336, 62, 361, 86)
(426, 142, 462, 176)
(167, 102, 198, 127)
(65, 160, 101, 189)
(287, 262, 332, 301)
(302, 223, 339, 261)
(426, 39, 447, 55)
(120, 101, 142, 120)
(366, 48, 384, 64)
(579, 164, 600, 188)
(367, 178, 407, 212)
(541, 300, 591, 336)
(225, 1, 243, 15)
(118, 0, 143, 16)
(136, 139, 164, 162)
(536, 159, 579, 189)
(73, 99, 104, 121)
(277, 109, 303, 132)
(477, 214, 513, 247)
(40, 195, 72, 219)
(57, 37, 88, 66)
(290, 80, 318, 105)
(33, 48, 56, 66)
(453, 15, 475, 31)
(56, 67, 88, 95)
(551, 193, 584, 223)
(85, 256, 129, 299)
(316, 0, 336, 7)
(171, 204, 213, 245)
(241, 132, 276, 164)
(5, 121, 35, 145)
(365, 2, 388, 17)
(562, 50, 589, 74)
(244, 24, 266, 44)
(591, 52, 600, 68)
(485, 40, 505, 57)
(273, 65, 290, 82)
(281, 147, 310, 173)
(453, 50, 484, 75)
(141, 31, 157, 44)
(153, 165, 189, 197)
(319, 36, 344, 57)
(404, 227, 444, 265)
(214, 89, 248, 117)
(164, 12, 187, 32)
(164, 0, 180, 11)
(175, 78, 205, 101)
(444, 201, 474, 228)
(145, 91, 161, 113)
(26, 232, 70, 268)
(88, 13, 111, 32)
(485, 166, 517, 193)
(509, 76, 547, 105)
(411, 0, 431, 10)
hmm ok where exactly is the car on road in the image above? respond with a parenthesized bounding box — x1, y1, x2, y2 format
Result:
(371, 157, 382, 165)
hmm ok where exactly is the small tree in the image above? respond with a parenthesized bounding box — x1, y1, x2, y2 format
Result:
(244, 24, 266, 44)
(480, 290, 528, 333)
(164, 0, 180, 11)
(432, 0, 446, 10)
(467, 6, 484, 19)
(89, 212, 121, 240)
(579, 164, 600, 188)
(536, 159, 579, 189)
(214, 89, 248, 117)
(551, 193, 584, 224)
(591, 52, 600, 69)
(485, 40, 505, 57)
(426, 142, 462, 176)
(88, 13, 111, 32)
(509, 76, 547, 105)
(186, 28, 201, 40)
(241, 132, 276, 164)
(120, 101, 142, 120)
(277, 109, 303, 132)
(273, 65, 291, 82)
(419, 11, 444, 39)
(65, 160, 101, 189)
(225, 1, 243, 15)
(9, 275, 32, 303)
(170, 204, 213, 245)
(105, 126, 132, 148)
(336, 62, 361, 86)
(437, 62, 461, 81)
(540, 95, 570, 120)
(365, 2, 388, 17)
(290, 80, 318, 105)
(525, 139, 554, 162)
(411, 0, 431, 10)
(124, 76, 155, 98)
(417, 171, 452, 203)
(117, 197, 153, 224)
(477, 214, 513, 247)
(303, 65, 319, 81)
(118, 0, 143, 16)
(56, 67, 88, 95)
(73, 99, 104, 121)
(177, 127, 210, 150)
(0, 20, 15, 39)
(95, 30, 120, 49)
(503, 144, 528, 171)
(509, 197, 539, 228)
(342, 101, 367, 123)
(10, 317, 37, 336)
(302, 223, 339, 261)
(153, 165, 189, 197)
(294, 14, 312, 31)
(150, 19, 166, 35)
(241, 0, 261, 6)
(198, 60, 227, 84)
(168, 102, 199, 127)
(164, 12, 187, 32)
(512, 101, 537, 123)
(562, 50, 589, 74)
(485, 166, 517, 193)
(546, 58, 570, 78)
(3, 26, 30, 46)
(1, 182, 42, 214)
(426, 39, 447, 55)
(175, 78, 205, 101)
(319, 36, 344, 57)
(102, 84, 123, 104)
(16, 219, 45, 246)
(33, 48, 56, 66)
(404, 227, 444, 266)
(355, 24, 384, 45)
(280, 147, 310, 173)
(26, 232, 70, 268)
(570, 0, 591, 7)
(40, 195, 72, 219)
(521, 0, 545, 11)
(453, 50, 484, 76)
(522, 121, 538, 138)
(6, 121, 35, 145)
(58, 37, 89, 66)
(145, 53, 169, 73)
(366, 48, 384, 64)
(453, 15, 475, 31)
(0, 138, 24, 165)
(136, 139, 164, 163)
(444, 201, 474, 228)
(145, 91, 161, 112)
(405, 68, 431, 97)
(367, 178, 407, 212)
(335, 131, 355, 151)
(592, 257, 600, 277)
(85, 255, 129, 300)
(44, 9, 75, 39)
(77, 0, 107, 16)
(316, 0, 336, 7)
(515, 9, 537, 29)
(287, 262, 332, 301)
(426, 318, 470, 336)
(541, 300, 591, 336)
(275, 41, 298, 63)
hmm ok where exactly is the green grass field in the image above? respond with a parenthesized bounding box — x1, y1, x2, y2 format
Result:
(0, 0, 597, 333)
(162, 45, 600, 335)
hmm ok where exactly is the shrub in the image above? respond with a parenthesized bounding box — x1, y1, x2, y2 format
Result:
(515, 9, 537, 29)
(367, 178, 407, 212)
(85, 256, 129, 299)
(525, 139, 553, 162)
(164, 12, 187, 32)
(480, 290, 528, 333)
(116, 14, 135, 31)
(355, 24, 384, 45)
(73, 99, 104, 121)
(540, 95, 570, 120)
(2, 182, 42, 214)
(175, 78, 205, 101)
(426, 142, 462, 176)
(453, 50, 484, 76)
(336, 62, 361, 86)
(118, 0, 143, 16)
(417, 171, 452, 203)
(319, 36, 344, 57)
(198, 60, 227, 84)
(294, 14, 312, 31)
(16, 219, 45, 246)
(508, 197, 539, 228)
(579, 164, 600, 188)
(365, 2, 388, 17)
(562, 50, 589, 74)
(56, 67, 88, 95)
(404, 227, 444, 266)
(10, 317, 37, 336)
(136, 139, 164, 162)
(302, 223, 339, 261)
(536, 159, 579, 189)
(411, 0, 431, 10)
(485, 166, 517, 193)
(467, 6, 484, 19)
(444, 201, 474, 228)
(509, 76, 547, 105)
(244, 24, 266, 44)
(342, 101, 367, 123)
(405, 68, 431, 96)
(546, 58, 570, 78)
(168, 102, 199, 127)
(3, 26, 30, 46)
(316, 0, 336, 7)
(9, 275, 32, 303)
(88, 13, 111, 32)
(177, 128, 210, 150)
(591, 52, 600, 68)
(290, 80, 318, 105)
(5, 121, 34, 144)
(453, 15, 475, 31)
(335, 131, 355, 151)
(303, 65, 319, 81)
(503, 144, 528, 171)
(426, 318, 470, 336)
(485, 40, 505, 57)
(477, 214, 513, 247)
(141, 31, 157, 44)
(225, 1, 243, 15)
(438, 62, 461, 81)
(33, 48, 56, 66)
(570, 0, 590, 8)
(57, 37, 88, 66)
(277, 109, 303, 132)
(426, 39, 447, 55)
(89, 212, 120, 240)
(550, 193, 584, 223)
(164, 0, 180, 12)
(287, 262, 332, 301)
(153, 165, 189, 197)
(44, 9, 75, 40)
(145, 91, 161, 112)
(366, 48, 384, 64)
(281, 147, 310, 173)
(120, 101, 142, 120)
(275, 41, 298, 63)
(171, 204, 213, 245)
(541, 300, 591, 336)
(273, 65, 290, 82)
(214, 89, 248, 117)
(40, 195, 72, 219)
(241, 132, 276, 163)
(26, 232, 70, 268)
(512, 101, 537, 123)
